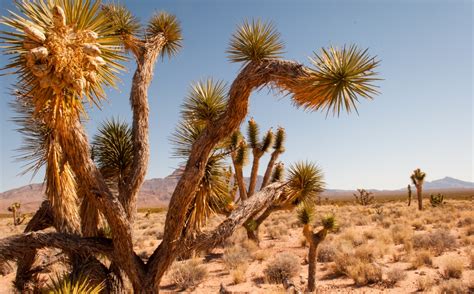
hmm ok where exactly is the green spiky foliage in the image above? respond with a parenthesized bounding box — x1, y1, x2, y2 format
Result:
(284, 161, 325, 207)
(227, 19, 284, 64)
(353, 189, 374, 206)
(247, 118, 260, 149)
(271, 162, 285, 182)
(261, 129, 274, 153)
(234, 141, 249, 167)
(410, 168, 426, 186)
(171, 79, 233, 230)
(181, 79, 227, 125)
(91, 118, 133, 188)
(147, 11, 182, 58)
(293, 45, 380, 115)
(273, 127, 286, 153)
(47, 274, 104, 294)
(101, 3, 140, 37)
(297, 204, 314, 225)
(430, 193, 444, 207)
(321, 215, 337, 231)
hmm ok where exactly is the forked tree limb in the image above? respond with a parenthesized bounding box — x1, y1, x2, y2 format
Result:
(146, 59, 308, 289)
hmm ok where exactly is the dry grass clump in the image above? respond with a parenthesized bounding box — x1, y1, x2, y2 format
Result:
(437, 279, 467, 294)
(412, 229, 456, 255)
(466, 225, 474, 237)
(384, 267, 407, 287)
(231, 265, 248, 284)
(317, 242, 336, 262)
(223, 245, 251, 269)
(346, 260, 382, 286)
(440, 257, 464, 279)
(391, 224, 413, 245)
(169, 259, 207, 290)
(415, 276, 434, 292)
(412, 220, 425, 231)
(411, 250, 433, 269)
(456, 217, 472, 228)
(267, 224, 287, 240)
(263, 252, 300, 284)
(469, 251, 474, 270)
(340, 228, 366, 247)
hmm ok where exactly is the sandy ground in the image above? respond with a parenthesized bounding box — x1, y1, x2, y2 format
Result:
(0, 199, 473, 293)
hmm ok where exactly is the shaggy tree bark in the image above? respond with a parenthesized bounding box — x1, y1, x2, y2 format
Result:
(416, 184, 423, 211)
(231, 155, 247, 201)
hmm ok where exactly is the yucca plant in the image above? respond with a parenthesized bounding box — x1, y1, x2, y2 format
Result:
(411, 168, 426, 211)
(47, 274, 104, 294)
(7, 202, 25, 226)
(430, 193, 444, 207)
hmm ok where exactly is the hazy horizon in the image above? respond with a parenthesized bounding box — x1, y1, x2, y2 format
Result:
(1, 0, 472, 192)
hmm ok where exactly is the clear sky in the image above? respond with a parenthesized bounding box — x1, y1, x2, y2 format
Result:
(0, 0, 472, 192)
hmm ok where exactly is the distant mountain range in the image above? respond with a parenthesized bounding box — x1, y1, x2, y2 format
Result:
(1, 174, 472, 212)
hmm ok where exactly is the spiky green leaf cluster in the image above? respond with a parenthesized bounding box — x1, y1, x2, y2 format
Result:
(147, 11, 182, 58)
(234, 141, 248, 166)
(410, 168, 426, 185)
(273, 127, 285, 153)
(181, 79, 227, 124)
(285, 161, 325, 205)
(261, 129, 274, 153)
(102, 3, 140, 37)
(246, 118, 260, 149)
(321, 215, 337, 231)
(271, 162, 284, 182)
(91, 118, 133, 184)
(292, 45, 380, 115)
(47, 274, 104, 294)
(297, 204, 314, 225)
(227, 19, 284, 64)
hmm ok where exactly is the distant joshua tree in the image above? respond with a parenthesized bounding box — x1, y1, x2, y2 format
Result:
(411, 168, 426, 211)
(0, 1, 380, 292)
(407, 184, 412, 206)
(8, 203, 25, 226)
(353, 188, 374, 206)
(298, 205, 336, 292)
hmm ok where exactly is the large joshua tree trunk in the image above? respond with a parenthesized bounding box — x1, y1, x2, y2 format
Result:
(416, 184, 423, 211)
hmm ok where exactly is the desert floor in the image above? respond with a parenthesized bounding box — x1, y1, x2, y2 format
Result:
(1, 199, 473, 293)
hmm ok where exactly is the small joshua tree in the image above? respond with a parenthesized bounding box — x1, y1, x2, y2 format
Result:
(8, 203, 25, 226)
(353, 189, 374, 206)
(430, 193, 444, 207)
(298, 205, 336, 292)
(407, 184, 412, 206)
(411, 169, 426, 211)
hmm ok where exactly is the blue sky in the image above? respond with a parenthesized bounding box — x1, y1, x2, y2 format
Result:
(0, 0, 472, 192)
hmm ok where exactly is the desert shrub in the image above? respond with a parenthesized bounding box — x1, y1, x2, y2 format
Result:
(169, 259, 207, 290)
(466, 225, 474, 236)
(354, 244, 377, 262)
(437, 280, 467, 294)
(413, 230, 456, 255)
(456, 217, 472, 228)
(412, 220, 425, 231)
(391, 225, 413, 245)
(223, 245, 250, 269)
(231, 265, 248, 284)
(385, 267, 406, 287)
(363, 230, 376, 240)
(416, 276, 434, 292)
(469, 251, 474, 270)
(441, 257, 463, 279)
(382, 219, 392, 229)
(317, 242, 336, 262)
(346, 261, 382, 286)
(411, 250, 433, 269)
(267, 224, 286, 240)
(340, 228, 366, 247)
(263, 252, 300, 284)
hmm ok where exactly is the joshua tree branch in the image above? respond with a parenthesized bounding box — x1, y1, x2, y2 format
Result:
(261, 151, 280, 189)
(247, 149, 263, 197)
(121, 35, 165, 223)
(231, 156, 247, 201)
(0, 232, 114, 263)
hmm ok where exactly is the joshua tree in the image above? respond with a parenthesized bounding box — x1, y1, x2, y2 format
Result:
(353, 188, 374, 206)
(411, 168, 426, 211)
(407, 184, 412, 206)
(7, 203, 25, 226)
(298, 205, 336, 292)
(0, 1, 379, 292)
